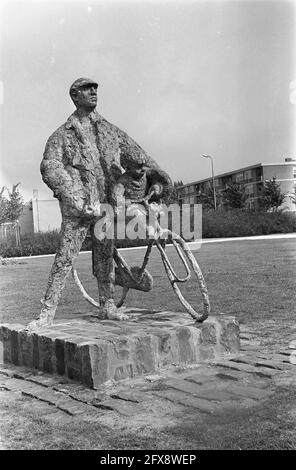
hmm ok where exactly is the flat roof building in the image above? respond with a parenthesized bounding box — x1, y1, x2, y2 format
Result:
(177, 159, 296, 211)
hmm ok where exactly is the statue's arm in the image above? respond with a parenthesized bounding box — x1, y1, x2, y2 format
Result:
(40, 133, 84, 213)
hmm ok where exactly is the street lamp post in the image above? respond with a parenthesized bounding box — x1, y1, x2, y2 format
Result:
(202, 154, 217, 210)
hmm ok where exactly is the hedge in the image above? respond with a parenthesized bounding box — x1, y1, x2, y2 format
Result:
(0, 210, 295, 258)
(202, 209, 296, 238)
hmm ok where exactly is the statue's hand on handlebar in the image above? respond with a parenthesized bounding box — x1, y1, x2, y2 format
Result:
(145, 183, 163, 203)
(82, 201, 101, 218)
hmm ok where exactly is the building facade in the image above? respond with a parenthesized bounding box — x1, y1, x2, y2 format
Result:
(177, 159, 296, 211)
(16, 160, 296, 236)
(19, 194, 61, 235)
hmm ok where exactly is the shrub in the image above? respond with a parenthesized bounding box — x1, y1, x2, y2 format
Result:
(0, 231, 62, 257)
(0, 230, 151, 257)
(202, 209, 296, 238)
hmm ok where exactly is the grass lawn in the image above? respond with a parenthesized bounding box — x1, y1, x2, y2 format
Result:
(1, 238, 295, 347)
(0, 237, 296, 450)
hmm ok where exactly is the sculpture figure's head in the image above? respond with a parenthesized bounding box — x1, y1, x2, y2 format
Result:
(121, 155, 149, 180)
(69, 77, 98, 111)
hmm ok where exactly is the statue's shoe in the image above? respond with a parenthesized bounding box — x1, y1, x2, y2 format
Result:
(25, 300, 56, 331)
(25, 316, 54, 331)
(100, 299, 129, 321)
(106, 309, 129, 321)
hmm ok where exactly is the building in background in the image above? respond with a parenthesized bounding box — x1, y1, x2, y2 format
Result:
(19, 190, 61, 234)
(177, 158, 296, 211)
(17, 158, 296, 236)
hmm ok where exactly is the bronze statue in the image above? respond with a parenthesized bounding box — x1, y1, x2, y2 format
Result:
(28, 78, 171, 329)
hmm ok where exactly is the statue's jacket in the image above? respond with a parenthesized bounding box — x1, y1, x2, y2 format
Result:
(41, 110, 171, 218)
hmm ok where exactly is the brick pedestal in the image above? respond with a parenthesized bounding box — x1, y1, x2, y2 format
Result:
(0, 310, 240, 388)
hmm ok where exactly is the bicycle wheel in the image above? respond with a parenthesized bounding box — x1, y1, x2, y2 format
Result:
(155, 231, 210, 322)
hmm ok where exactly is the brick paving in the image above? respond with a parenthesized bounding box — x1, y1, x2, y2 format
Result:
(0, 325, 295, 424)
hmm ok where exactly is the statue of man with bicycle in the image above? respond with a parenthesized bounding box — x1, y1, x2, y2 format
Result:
(28, 77, 172, 329)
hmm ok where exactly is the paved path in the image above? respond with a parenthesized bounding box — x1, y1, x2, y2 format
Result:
(0, 325, 295, 424)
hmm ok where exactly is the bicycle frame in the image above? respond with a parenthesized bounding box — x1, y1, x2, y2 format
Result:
(71, 201, 211, 322)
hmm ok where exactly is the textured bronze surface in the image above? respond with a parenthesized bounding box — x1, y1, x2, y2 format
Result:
(28, 78, 171, 329)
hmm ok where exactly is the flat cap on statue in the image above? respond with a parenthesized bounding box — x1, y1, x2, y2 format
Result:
(69, 77, 98, 94)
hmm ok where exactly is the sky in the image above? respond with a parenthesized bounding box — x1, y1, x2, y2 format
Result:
(0, 0, 295, 202)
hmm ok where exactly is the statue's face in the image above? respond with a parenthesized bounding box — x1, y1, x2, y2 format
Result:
(129, 163, 147, 179)
(73, 84, 98, 110)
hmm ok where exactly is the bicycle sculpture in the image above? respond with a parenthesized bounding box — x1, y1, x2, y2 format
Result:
(28, 78, 210, 329)
(72, 192, 211, 323)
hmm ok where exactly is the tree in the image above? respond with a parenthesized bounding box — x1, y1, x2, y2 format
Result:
(222, 182, 248, 209)
(196, 185, 223, 210)
(165, 180, 184, 204)
(0, 187, 8, 225)
(0, 183, 24, 225)
(258, 178, 286, 212)
(289, 188, 296, 206)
